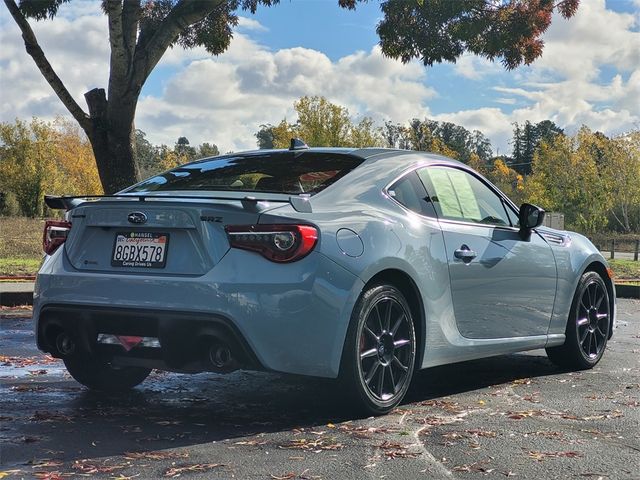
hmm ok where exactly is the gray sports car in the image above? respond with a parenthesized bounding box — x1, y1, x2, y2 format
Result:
(36, 143, 616, 415)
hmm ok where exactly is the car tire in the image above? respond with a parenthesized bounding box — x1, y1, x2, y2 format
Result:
(63, 355, 151, 391)
(340, 283, 416, 416)
(546, 271, 611, 370)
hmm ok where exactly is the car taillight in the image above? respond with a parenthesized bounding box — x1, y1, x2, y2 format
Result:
(43, 220, 71, 255)
(225, 224, 318, 263)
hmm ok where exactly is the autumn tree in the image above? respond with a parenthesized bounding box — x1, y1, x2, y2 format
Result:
(0, 117, 101, 216)
(6, 0, 580, 193)
(383, 119, 492, 162)
(525, 128, 608, 234)
(256, 96, 383, 149)
(135, 131, 220, 178)
(599, 131, 640, 232)
(487, 158, 524, 206)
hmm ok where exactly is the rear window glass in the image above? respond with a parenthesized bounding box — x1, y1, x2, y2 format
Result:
(127, 152, 363, 195)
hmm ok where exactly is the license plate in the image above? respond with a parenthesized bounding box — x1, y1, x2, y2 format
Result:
(112, 232, 169, 268)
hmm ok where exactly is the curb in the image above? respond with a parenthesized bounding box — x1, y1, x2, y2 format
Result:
(0, 291, 34, 307)
(616, 284, 640, 299)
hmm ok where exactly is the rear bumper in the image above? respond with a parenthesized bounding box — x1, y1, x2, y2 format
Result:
(34, 248, 364, 378)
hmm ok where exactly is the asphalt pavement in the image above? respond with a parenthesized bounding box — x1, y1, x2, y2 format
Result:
(1, 300, 639, 479)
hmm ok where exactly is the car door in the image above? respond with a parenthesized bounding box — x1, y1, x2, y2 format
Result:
(417, 165, 557, 339)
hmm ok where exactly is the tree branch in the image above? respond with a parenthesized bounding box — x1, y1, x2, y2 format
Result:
(122, 0, 141, 67)
(105, 0, 129, 86)
(3, 0, 91, 131)
(132, 0, 225, 90)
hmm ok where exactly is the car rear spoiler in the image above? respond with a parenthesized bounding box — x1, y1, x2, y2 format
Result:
(44, 193, 313, 213)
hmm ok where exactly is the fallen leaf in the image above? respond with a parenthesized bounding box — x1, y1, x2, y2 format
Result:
(279, 438, 343, 452)
(163, 463, 223, 477)
(33, 472, 72, 480)
(465, 429, 497, 438)
(30, 411, 73, 423)
(31, 460, 64, 468)
(378, 441, 420, 459)
(528, 450, 583, 461)
(452, 459, 492, 473)
(0, 471, 22, 479)
(72, 460, 128, 474)
(124, 451, 189, 461)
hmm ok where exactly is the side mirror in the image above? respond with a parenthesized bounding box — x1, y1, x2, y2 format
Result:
(519, 203, 545, 232)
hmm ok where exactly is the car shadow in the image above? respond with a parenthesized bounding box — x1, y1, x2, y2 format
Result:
(3, 351, 567, 465)
(407, 350, 563, 401)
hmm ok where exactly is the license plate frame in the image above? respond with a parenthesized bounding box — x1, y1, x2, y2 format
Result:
(111, 231, 169, 268)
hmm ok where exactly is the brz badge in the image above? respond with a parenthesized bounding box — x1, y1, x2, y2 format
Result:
(127, 212, 147, 224)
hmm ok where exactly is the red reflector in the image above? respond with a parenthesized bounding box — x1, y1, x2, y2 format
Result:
(116, 336, 143, 351)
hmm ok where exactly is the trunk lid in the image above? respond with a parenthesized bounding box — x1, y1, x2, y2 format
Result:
(63, 194, 285, 275)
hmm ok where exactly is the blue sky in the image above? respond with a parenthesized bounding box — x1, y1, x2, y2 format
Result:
(1, 0, 638, 155)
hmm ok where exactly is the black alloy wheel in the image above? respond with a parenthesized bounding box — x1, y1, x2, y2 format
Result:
(341, 283, 416, 415)
(546, 271, 611, 369)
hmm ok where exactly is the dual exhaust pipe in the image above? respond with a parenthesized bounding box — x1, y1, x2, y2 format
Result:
(51, 330, 240, 373)
(206, 341, 239, 372)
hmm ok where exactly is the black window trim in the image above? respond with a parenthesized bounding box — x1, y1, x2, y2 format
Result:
(383, 163, 522, 232)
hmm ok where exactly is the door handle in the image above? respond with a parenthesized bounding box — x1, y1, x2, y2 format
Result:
(454, 245, 477, 262)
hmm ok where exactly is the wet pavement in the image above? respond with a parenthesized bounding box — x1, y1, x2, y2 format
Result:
(1, 300, 639, 479)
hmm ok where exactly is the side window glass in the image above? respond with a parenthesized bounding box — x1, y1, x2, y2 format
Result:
(504, 201, 520, 227)
(388, 171, 437, 217)
(418, 167, 511, 226)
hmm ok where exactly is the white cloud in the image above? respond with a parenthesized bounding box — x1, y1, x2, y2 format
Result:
(0, 2, 109, 121)
(138, 42, 435, 151)
(494, 98, 517, 105)
(453, 54, 501, 80)
(0, 0, 637, 157)
(236, 16, 268, 32)
(533, 0, 639, 81)
(459, 0, 640, 152)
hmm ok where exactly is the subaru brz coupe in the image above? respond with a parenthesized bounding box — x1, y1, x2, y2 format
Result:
(36, 142, 615, 415)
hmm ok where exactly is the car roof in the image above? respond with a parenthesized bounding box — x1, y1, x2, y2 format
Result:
(193, 147, 467, 169)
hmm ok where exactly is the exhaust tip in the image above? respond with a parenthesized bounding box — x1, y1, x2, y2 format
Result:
(55, 332, 76, 356)
(209, 344, 232, 368)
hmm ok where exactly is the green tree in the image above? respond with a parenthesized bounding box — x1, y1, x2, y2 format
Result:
(261, 96, 383, 149)
(133, 129, 158, 179)
(383, 118, 491, 162)
(5, 0, 580, 193)
(293, 96, 352, 146)
(600, 131, 640, 232)
(525, 128, 608, 234)
(255, 124, 276, 149)
(174, 136, 197, 161)
(511, 120, 564, 174)
(197, 142, 220, 158)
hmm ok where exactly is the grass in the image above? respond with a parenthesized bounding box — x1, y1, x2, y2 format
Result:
(1, 216, 45, 277)
(1, 216, 45, 259)
(608, 259, 640, 281)
(0, 258, 41, 277)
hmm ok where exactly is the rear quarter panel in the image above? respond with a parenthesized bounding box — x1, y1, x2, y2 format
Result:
(545, 231, 616, 337)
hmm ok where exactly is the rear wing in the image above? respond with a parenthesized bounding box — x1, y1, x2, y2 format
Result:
(44, 193, 313, 213)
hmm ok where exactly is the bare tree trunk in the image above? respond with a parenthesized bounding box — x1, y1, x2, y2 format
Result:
(84, 88, 139, 193)
(6, 0, 224, 193)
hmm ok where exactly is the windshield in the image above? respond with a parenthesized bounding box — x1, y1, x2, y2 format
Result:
(127, 151, 364, 195)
